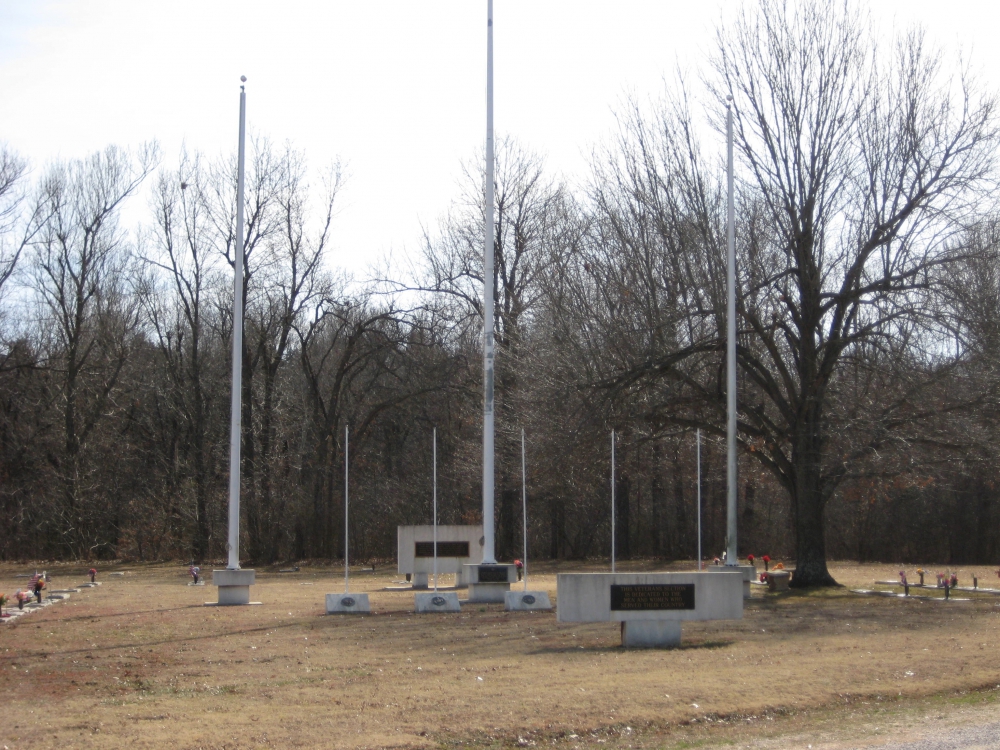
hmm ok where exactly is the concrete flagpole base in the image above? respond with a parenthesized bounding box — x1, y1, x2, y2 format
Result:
(415, 591, 461, 612)
(463, 563, 518, 603)
(326, 592, 370, 614)
(730, 564, 757, 599)
(209, 569, 258, 606)
(504, 590, 552, 611)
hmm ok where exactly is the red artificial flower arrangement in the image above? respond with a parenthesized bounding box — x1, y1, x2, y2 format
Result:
(762, 555, 771, 571)
(513, 559, 523, 570)
(747, 555, 755, 564)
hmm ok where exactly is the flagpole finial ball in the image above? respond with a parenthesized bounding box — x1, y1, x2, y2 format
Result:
(241, 75, 247, 83)
(727, 94, 733, 102)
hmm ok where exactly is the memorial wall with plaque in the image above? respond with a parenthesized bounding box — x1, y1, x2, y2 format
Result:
(610, 583, 695, 611)
(477, 565, 511, 583)
(415, 541, 471, 558)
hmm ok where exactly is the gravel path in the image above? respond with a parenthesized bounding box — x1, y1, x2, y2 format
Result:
(877, 719, 1000, 749)
(717, 704, 1000, 750)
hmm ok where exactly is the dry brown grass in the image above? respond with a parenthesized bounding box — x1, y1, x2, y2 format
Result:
(0, 559, 998, 749)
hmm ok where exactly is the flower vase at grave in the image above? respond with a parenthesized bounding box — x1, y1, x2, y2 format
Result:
(763, 556, 771, 572)
(974, 576, 978, 589)
(918, 570, 925, 585)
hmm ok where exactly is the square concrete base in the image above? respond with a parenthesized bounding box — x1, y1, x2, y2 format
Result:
(622, 620, 682, 648)
(504, 590, 552, 611)
(412, 572, 429, 589)
(415, 591, 461, 612)
(464, 563, 517, 603)
(211, 569, 256, 605)
(326, 592, 371, 614)
(467, 582, 510, 603)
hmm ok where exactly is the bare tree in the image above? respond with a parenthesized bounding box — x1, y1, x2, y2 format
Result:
(142, 150, 223, 560)
(413, 137, 578, 558)
(31, 144, 158, 554)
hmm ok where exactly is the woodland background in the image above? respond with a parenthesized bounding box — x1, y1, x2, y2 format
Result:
(1, 2, 999, 576)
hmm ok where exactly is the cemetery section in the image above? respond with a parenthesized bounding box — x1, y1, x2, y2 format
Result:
(1, 560, 1000, 748)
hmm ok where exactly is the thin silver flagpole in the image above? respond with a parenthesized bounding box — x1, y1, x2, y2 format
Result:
(611, 430, 616, 573)
(433, 427, 438, 593)
(226, 77, 247, 571)
(725, 96, 738, 567)
(521, 429, 527, 592)
(344, 425, 349, 593)
(697, 429, 702, 571)
(481, 0, 497, 565)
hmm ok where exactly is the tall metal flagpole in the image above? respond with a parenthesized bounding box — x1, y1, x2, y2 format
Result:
(226, 77, 247, 571)
(611, 430, 616, 573)
(433, 427, 438, 593)
(344, 425, 350, 593)
(725, 97, 738, 567)
(521, 429, 527, 591)
(697, 429, 703, 571)
(481, 0, 497, 564)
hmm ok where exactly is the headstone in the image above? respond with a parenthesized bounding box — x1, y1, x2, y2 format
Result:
(415, 591, 461, 613)
(325, 592, 371, 614)
(766, 570, 791, 591)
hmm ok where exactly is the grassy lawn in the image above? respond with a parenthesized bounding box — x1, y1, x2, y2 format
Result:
(0, 560, 998, 749)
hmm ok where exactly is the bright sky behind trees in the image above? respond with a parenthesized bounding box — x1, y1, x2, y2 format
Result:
(1, 1, 998, 275)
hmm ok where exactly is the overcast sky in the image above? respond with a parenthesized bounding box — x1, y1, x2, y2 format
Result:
(2, 1, 999, 276)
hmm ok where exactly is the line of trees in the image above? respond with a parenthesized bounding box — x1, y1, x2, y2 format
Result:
(3, 1, 1000, 584)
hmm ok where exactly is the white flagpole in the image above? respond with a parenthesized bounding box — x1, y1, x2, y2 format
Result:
(433, 427, 438, 593)
(697, 429, 702, 571)
(344, 425, 350, 593)
(611, 430, 616, 573)
(725, 96, 738, 567)
(481, 0, 497, 565)
(226, 77, 247, 571)
(521, 429, 527, 591)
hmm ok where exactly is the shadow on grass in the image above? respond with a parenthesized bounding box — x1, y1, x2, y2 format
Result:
(529, 638, 735, 654)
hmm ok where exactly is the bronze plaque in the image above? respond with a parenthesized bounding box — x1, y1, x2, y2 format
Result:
(477, 565, 509, 583)
(610, 583, 695, 611)
(415, 541, 470, 558)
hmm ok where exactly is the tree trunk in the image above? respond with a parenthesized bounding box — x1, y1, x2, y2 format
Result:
(790, 423, 837, 587)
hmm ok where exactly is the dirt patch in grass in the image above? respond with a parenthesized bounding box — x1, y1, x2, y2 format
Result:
(0, 560, 997, 749)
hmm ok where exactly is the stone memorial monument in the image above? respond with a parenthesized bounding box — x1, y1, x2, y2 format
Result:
(398, 525, 483, 588)
(557, 570, 743, 647)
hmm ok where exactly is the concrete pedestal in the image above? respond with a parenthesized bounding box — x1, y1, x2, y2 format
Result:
(211, 569, 256, 605)
(412, 572, 429, 589)
(558, 570, 743, 648)
(504, 590, 552, 611)
(326, 592, 370, 614)
(415, 591, 461, 612)
(464, 563, 517, 603)
(621, 620, 682, 648)
(731, 564, 756, 599)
